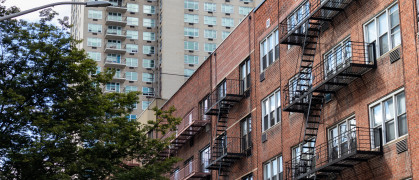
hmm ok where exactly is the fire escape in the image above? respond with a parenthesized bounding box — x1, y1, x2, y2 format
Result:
(205, 79, 245, 178)
(280, 0, 382, 179)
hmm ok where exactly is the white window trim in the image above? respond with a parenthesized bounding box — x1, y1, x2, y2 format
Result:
(261, 89, 281, 132)
(260, 28, 279, 72)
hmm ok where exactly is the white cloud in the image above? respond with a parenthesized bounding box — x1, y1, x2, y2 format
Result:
(3, 0, 72, 24)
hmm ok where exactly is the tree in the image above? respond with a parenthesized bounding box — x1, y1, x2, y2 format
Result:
(0, 2, 180, 179)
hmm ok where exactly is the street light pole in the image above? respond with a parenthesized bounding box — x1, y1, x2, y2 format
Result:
(0, 1, 111, 21)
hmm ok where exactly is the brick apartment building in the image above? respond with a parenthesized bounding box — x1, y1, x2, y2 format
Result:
(151, 0, 419, 179)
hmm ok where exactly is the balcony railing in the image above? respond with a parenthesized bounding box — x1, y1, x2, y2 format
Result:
(284, 42, 376, 112)
(106, 1, 127, 13)
(105, 29, 126, 39)
(106, 15, 127, 26)
(170, 159, 210, 180)
(205, 79, 244, 116)
(206, 137, 244, 170)
(104, 43, 126, 54)
(104, 57, 126, 68)
(285, 127, 382, 180)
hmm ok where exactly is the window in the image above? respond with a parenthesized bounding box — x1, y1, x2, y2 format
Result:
(204, 16, 216, 25)
(143, 59, 155, 68)
(184, 14, 199, 23)
(184, 27, 199, 37)
(127, 114, 137, 121)
(88, 24, 102, 33)
(125, 86, 137, 93)
(292, 141, 314, 177)
(199, 96, 210, 120)
(200, 146, 210, 173)
(370, 89, 406, 148)
(142, 101, 151, 110)
(142, 87, 154, 96)
(143, 5, 156, 14)
(106, 40, 121, 49)
(106, 82, 120, 92)
(239, 7, 253, 15)
(221, 4, 234, 13)
(126, 72, 138, 81)
(106, 54, 122, 63)
(127, 17, 139, 26)
(107, 12, 122, 21)
(288, 71, 310, 103)
(127, 3, 139, 12)
(87, 52, 101, 61)
(222, 31, 230, 40)
(241, 116, 252, 151)
(204, 30, 217, 39)
(365, 4, 400, 56)
(184, 69, 195, 77)
(204, 43, 216, 52)
(324, 38, 351, 77)
(240, 58, 251, 91)
(287, 1, 309, 35)
(184, 55, 199, 64)
(107, 25, 122, 35)
(142, 73, 154, 82)
(126, 30, 138, 39)
(126, 44, 138, 53)
(184, 41, 199, 51)
(328, 117, 356, 160)
(260, 29, 279, 71)
(109, 68, 122, 79)
(184, 0, 198, 10)
(221, 18, 234, 27)
(240, 0, 253, 2)
(126, 58, 138, 67)
(263, 156, 283, 180)
(143, 46, 155, 54)
(143, 32, 156, 41)
(95, 66, 101, 75)
(143, 18, 156, 27)
(242, 174, 253, 180)
(262, 90, 281, 131)
(87, 38, 101, 47)
(88, 10, 102, 19)
(204, 2, 216, 12)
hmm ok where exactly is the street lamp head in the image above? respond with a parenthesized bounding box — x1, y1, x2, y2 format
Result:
(86, 1, 112, 7)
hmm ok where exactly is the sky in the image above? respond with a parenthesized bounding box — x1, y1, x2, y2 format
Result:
(3, 0, 72, 24)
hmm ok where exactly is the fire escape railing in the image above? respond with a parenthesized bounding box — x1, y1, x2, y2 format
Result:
(285, 127, 383, 180)
(205, 79, 244, 116)
(206, 137, 244, 170)
(170, 159, 211, 180)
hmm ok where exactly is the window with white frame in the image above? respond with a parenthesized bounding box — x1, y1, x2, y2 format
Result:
(222, 18, 234, 27)
(240, 57, 251, 91)
(107, 40, 121, 49)
(260, 29, 279, 71)
(95, 66, 101, 75)
(143, 5, 156, 14)
(204, 2, 216, 12)
(204, 43, 216, 52)
(288, 70, 311, 103)
(364, 3, 400, 56)
(241, 116, 252, 151)
(184, 41, 199, 51)
(143, 18, 156, 27)
(126, 44, 138, 53)
(127, 17, 139, 26)
(126, 58, 138, 67)
(125, 72, 138, 81)
(184, 14, 199, 23)
(88, 10, 102, 19)
(143, 46, 155, 54)
(125, 85, 137, 93)
(143, 59, 155, 68)
(106, 82, 120, 92)
(106, 54, 122, 63)
(184, 55, 199, 64)
(87, 52, 101, 61)
(109, 68, 122, 79)
(143, 32, 156, 41)
(287, 1, 309, 34)
(204, 29, 217, 39)
(328, 117, 356, 161)
(142, 87, 154, 96)
(370, 89, 406, 148)
(263, 156, 283, 180)
(239, 7, 253, 15)
(242, 174, 253, 180)
(292, 141, 315, 176)
(126, 30, 138, 39)
(184, 0, 198, 10)
(262, 89, 281, 131)
(142, 73, 154, 82)
(184, 69, 195, 77)
(204, 16, 216, 25)
(324, 37, 351, 77)
(222, 31, 230, 40)
(127, 114, 137, 121)
(222, 4, 234, 13)
(107, 25, 122, 35)
(88, 24, 102, 33)
(200, 146, 210, 173)
(184, 27, 199, 37)
(107, 12, 122, 21)
(142, 101, 151, 110)
(127, 3, 139, 12)
(87, 38, 101, 47)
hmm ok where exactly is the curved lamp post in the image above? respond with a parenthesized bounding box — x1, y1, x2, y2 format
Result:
(0, 1, 111, 21)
